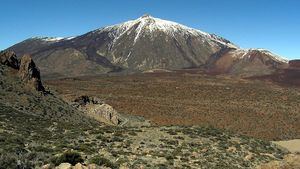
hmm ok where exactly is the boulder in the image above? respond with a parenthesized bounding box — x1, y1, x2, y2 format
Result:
(41, 164, 52, 169)
(56, 163, 72, 169)
(74, 163, 88, 169)
(18, 54, 45, 92)
(0, 50, 19, 69)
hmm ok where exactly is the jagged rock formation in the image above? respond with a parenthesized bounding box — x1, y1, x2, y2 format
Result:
(19, 54, 45, 92)
(0, 51, 45, 92)
(0, 50, 19, 69)
(8, 15, 288, 78)
(73, 95, 123, 125)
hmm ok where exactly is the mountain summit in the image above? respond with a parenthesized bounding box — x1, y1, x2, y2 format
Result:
(98, 14, 237, 48)
(8, 15, 287, 78)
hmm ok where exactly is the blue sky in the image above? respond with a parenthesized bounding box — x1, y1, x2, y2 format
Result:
(0, 0, 299, 59)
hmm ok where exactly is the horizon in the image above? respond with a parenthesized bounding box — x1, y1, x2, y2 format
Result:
(1, 0, 299, 60)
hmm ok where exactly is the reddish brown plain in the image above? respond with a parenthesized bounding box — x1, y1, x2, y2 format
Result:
(46, 71, 300, 141)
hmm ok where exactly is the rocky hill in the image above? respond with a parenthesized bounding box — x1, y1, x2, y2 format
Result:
(208, 49, 288, 76)
(8, 15, 288, 78)
(0, 51, 96, 123)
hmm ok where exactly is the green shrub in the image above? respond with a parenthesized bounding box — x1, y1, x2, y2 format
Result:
(89, 155, 118, 169)
(50, 151, 84, 166)
(0, 153, 34, 169)
(0, 154, 17, 169)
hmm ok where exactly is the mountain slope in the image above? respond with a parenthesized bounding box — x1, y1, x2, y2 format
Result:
(209, 49, 289, 76)
(8, 15, 287, 78)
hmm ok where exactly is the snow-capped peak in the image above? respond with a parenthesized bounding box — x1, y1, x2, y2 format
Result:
(97, 14, 237, 48)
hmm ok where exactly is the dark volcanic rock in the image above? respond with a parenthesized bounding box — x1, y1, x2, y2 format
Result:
(0, 50, 19, 69)
(73, 95, 103, 106)
(19, 54, 45, 92)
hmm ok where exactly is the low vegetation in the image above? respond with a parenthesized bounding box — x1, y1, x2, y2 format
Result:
(0, 102, 287, 168)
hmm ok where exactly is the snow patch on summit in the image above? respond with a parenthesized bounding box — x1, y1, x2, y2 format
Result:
(96, 15, 237, 48)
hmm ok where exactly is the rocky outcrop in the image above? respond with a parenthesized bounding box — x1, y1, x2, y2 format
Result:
(0, 51, 19, 69)
(19, 54, 45, 92)
(87, 103, 122, 125)
(73, 96, 123, 125)
(74, 95, 103, 106)
(0, 50, 45, 92)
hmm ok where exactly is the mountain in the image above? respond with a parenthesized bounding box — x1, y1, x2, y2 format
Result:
(8, 14, 288, 78)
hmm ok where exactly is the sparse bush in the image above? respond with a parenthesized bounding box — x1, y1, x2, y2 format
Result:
(0, 152, 34, 169)
(89, 155, 118, 169)
(128, 131, 137, 136)
(0, 154, 17, 169)
(50, 150, 84, 166)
